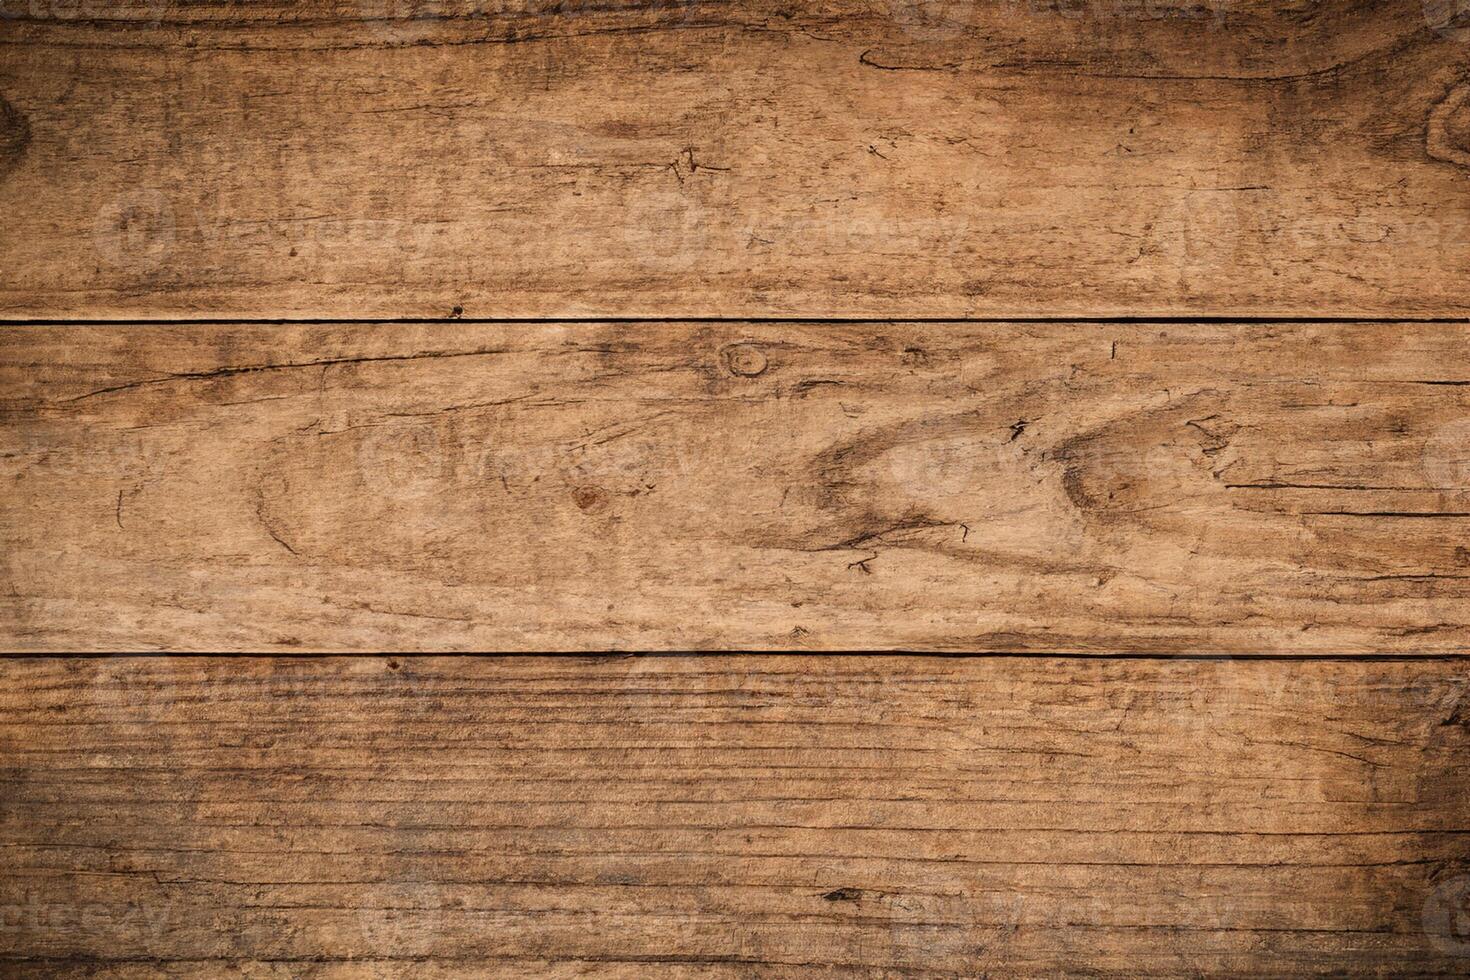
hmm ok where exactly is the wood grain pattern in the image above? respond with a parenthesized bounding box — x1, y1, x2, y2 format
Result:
(3, 321, 1468, 652)
(2, 1, 1470, 317)
(0, 655, 1466, 977)
(5, 1, 1468, 974)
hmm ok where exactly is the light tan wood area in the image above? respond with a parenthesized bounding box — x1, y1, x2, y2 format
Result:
(0, 655, 1465, 977)
(2, 1, 1470, 317)
(2, 321, 1468, 652)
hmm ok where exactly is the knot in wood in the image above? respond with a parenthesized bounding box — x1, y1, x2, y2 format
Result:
(722, 343, 768, 378)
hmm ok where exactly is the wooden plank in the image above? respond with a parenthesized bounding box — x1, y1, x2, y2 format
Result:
(2, 1, 1470, 317)
(2, 321, 1468, 652)
(0, 655, 1466, 976)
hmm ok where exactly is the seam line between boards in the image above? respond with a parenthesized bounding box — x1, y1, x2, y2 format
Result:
(4, 317, 1470, 327)
(1, 653, 1466, 661)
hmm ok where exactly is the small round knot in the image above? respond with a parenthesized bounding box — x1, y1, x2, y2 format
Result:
(571, 485, 609, 513)
(722, 343, 768, 377)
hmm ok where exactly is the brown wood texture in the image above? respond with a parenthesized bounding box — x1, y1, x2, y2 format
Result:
(2, 1, 1470, 317)
(2, 1, 1469, 972)
(3, 320, 1469, 652)
(0, 654, 1467, 977)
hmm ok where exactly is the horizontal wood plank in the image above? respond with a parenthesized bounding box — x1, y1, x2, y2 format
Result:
(2, 321, 1469, 651)
(0, 655, 1467, 976)
(2, 1, 1470, 317)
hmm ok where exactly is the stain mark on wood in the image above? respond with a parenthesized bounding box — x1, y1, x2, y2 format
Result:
(0, 93, 30, 182)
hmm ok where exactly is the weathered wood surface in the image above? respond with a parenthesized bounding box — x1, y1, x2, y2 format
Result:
(2, 1, 1470, 317)
(0, 655, 1466, 977)
(2, 321, 1468, 652)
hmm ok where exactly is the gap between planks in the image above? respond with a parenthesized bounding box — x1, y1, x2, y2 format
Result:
(5, 317, 1470, 327)
(2, 654, 1466, 661)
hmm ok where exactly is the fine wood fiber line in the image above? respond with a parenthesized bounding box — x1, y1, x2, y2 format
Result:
(0, 655, 1466, 977)
(1, 0, 1470, 318)
(2, 321, 1467, 652)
